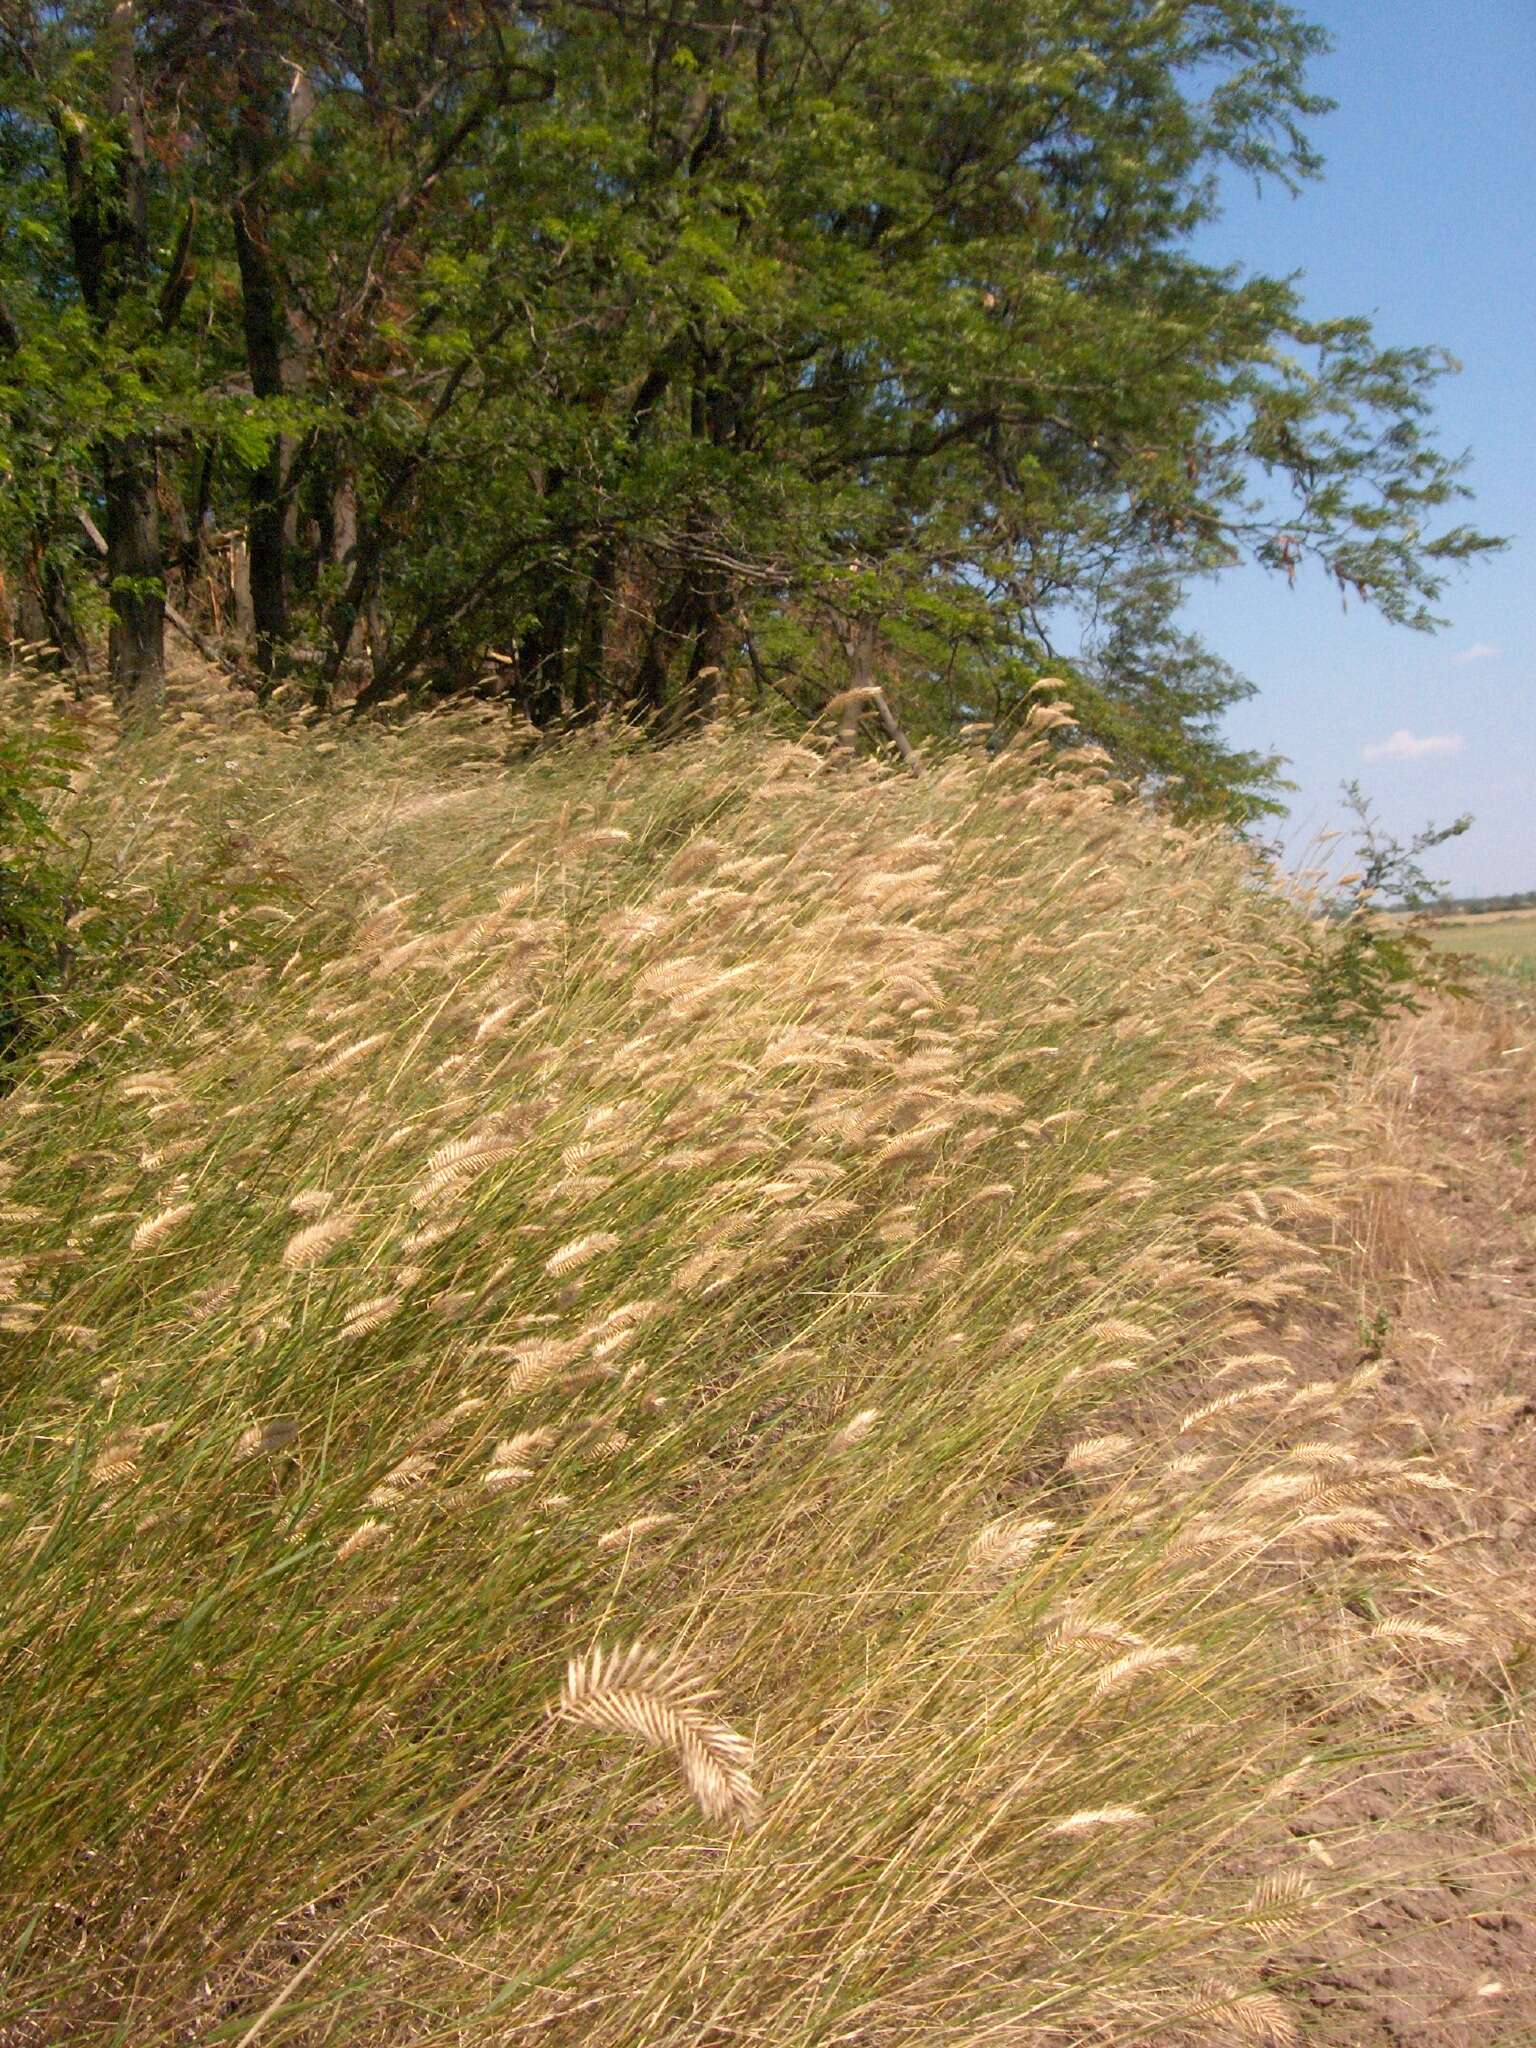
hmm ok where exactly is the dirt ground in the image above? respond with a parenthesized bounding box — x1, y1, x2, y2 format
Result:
(1281, 995, 1536, 2046)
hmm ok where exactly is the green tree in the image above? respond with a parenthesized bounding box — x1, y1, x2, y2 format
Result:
(1, 1, 178, 718)
(0, 0, 1503, 795)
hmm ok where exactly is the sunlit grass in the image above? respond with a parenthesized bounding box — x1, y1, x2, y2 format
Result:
(0, 669, 1436, 2044)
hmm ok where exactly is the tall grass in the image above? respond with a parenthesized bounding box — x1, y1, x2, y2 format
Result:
(0, 674, 1414, 2044)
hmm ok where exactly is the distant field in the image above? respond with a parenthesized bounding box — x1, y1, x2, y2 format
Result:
(1420, 907, 1536, 975)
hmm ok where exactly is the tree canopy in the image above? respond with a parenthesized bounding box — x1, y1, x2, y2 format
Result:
(0, 0, 1501, 811)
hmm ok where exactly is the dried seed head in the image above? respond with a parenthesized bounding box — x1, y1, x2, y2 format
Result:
(1049, 1806, 1145, 1836)
(1179, 1379, 1291, 1433)
(317, 1030, 388, 1076)
(339, 1295, 401, 1340)
(829, 1408, 882, 1451)
(493, 1335, 578, 1395)
(336, 1518, 392, 1561)
(491, 1430, 556, 1467)
(545, 1231, 621, 1278)
(1091, 1643, 1193, 1697)
(367, 1454, 436, 1505)
(966, 1514, 1055, 1576)
(1243, 1871, 1318, 1943)
(1063, 1433, 1135, 1473)
(1046, 1604, 1146, 1651)
(597, 1512, 678, 1551)
(91, 1427, 146, 1486)
(236, 1418, 300, 1459)
(131, 1202, 196, 1251)
(1091, 1318, 1156, 1348)
(282, 1212, 357, 1270)
(1370, 1618, 1466, 1650)
(1186, 1983, 1299, 2046)
(556, 1640, 757, 1826)
(412, 1139, 520, 1208)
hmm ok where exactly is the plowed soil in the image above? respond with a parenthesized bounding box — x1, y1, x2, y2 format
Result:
(1289, 998, 1536, 2045)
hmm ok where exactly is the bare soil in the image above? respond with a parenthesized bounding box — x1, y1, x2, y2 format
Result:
(1285, 997, 1536, 2045)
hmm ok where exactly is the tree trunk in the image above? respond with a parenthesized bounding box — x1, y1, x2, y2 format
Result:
(104, 436, 163, 714)
(570, 545, 616, 718)
(328, 460, 375, 694)
(681, 561, 729, 725)
(1, 304, 91, 673)
(661, 359, 737, 728)
(231, 539, 255, 642)
(518, 576, 574, 727)
(19, 537, 91, 673)
(56, 0, 165, 720)
(104, 4, 164, 723)
(631, 574, 694, 719)
(231, 73, 290, 687)
(516, 466, 572, 724)
(189, 440, 217, 598)
(160, 469, 189, 590)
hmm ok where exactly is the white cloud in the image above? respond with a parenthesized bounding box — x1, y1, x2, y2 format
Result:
(1452, 641, 1501, 664)
(1362, 729, 1467, 763)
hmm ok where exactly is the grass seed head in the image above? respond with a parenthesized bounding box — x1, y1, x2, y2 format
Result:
(131, 1202, 196, 1251)
(966, 1514, 1056, 1576)
(236, 1418, 300, 1458)
(281, 1212, 357, 1270)
(336, 1518, 392, 1561)
(829, 1407, 883, 1450)
(1049, 1806, 1146, 1836)
(556, 1640, 757, 1826)
(545, 1231, 622, 1277)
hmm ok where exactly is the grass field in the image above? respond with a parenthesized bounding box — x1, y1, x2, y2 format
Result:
(0, 666, 1523, 2046)
(1420, 908, 1536, 979)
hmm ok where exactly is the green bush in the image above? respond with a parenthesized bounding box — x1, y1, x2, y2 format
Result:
(0, 715, 85, 1062)
(1290, 782, 1472, 1043)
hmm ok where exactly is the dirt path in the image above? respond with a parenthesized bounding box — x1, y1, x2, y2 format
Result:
(1288, 996, 1536, 2046)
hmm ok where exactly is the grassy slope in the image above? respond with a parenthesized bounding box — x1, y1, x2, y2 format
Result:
(0, 676, 1435, 2045)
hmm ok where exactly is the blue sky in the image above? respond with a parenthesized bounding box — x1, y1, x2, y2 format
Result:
(1180, 0, 1534, 894)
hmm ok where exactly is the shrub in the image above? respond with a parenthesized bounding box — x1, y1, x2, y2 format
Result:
(1289, 782, 1472, 1043)
(0, 711, 85, 1062)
